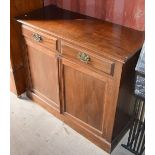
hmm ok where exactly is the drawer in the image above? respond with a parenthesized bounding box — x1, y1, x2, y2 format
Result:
(61, 42, 115, 76)
(22, 25, 57, 51)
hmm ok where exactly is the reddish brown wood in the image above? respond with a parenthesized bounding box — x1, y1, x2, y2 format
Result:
(10, 0, 43, 95)
(22, 25, 57, 51)
(11, 0, 43, 17)
(17, 5, 144, 153)
(111, 51, 140, 149)
(23, 36, 60, 110)
(61, 42, 115, 76)
(10, 66, 26, 96)
(63, 65, 106, 131)
(17, 5, 144, 63)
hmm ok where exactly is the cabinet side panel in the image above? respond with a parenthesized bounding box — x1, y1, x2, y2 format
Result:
(10, 0, 43, 95)
(112, 51, 140, 147)
(10, 66, 26, 96)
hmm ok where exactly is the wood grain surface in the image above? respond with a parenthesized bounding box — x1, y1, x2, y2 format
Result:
(17, 5, 144, 153)
(17, 5, 144, 63)
(10, 0, 43, 95)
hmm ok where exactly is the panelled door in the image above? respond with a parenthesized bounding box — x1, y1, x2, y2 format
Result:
(59, 42, 114, 136)
(23, 26, 60, 110)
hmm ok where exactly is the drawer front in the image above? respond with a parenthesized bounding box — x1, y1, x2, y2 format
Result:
(61, 42, 115, 76)
(22, 25, 57, 51)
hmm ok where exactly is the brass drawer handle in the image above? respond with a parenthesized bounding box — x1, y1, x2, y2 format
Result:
(78, 52, 90, 64)
(32, 33, 42, 42)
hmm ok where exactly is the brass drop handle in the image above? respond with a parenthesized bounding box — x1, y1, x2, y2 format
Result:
(32, 33, 42, 42)
(78, 52, 90, 64)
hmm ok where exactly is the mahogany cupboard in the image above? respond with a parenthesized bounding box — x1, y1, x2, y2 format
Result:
(16, 5, 144, 153)
(10, 0, 43, 95)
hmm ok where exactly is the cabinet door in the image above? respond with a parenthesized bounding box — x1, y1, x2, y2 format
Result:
(60, 58, 108, 135)
(25, 40, 60, 110)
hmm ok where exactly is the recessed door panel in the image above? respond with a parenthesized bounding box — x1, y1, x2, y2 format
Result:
(26, 45, 60, 109)
(63, 66, 106, 131)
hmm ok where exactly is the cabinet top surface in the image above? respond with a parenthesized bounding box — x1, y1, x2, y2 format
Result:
(17, 5, 144, 63)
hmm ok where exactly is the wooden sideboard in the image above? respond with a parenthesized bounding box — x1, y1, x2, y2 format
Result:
(16, 5, 144, 153)
(10, 0, 43, 95)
